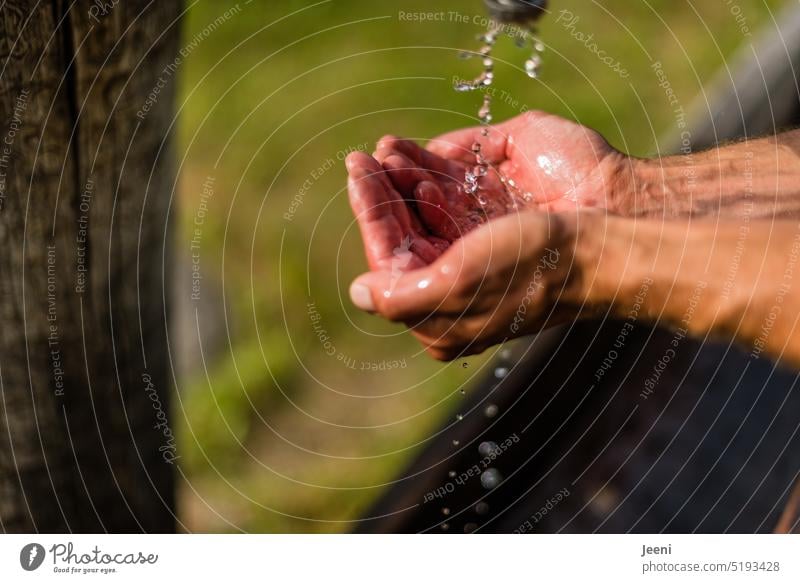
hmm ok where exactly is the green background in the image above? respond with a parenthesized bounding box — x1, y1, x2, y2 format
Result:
(174, 0, 785, 532)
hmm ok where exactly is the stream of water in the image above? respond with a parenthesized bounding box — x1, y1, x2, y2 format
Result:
(453, 21, 545, 207)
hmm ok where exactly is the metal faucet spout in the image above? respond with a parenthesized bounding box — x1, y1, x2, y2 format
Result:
(483, 0, 548, 24)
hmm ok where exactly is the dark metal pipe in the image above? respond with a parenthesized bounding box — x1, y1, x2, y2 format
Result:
(483, 0, 548, 24)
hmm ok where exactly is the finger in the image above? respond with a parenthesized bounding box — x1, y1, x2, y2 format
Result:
(347, 156, 420, 271)
(348, 150, 430, 232)
(346, 150, 398, 191)
(381, 153, 435, 197)
(426, 123, 510, 164)
(414, 180, 462, 242)
(348, 253, 464, 321)
(376, 134, 457, 179)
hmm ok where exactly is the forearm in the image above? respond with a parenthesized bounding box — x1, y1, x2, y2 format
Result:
(574, 213, 800, 367)
(617, 129, 800, 219)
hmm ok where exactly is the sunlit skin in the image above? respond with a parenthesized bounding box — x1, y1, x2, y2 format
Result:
(369, 111, 625, 241)
(347, 111, 800, 366)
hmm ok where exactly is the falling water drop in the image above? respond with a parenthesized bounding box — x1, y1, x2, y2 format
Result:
(441, 523, 450, 531)
(452, 439, 460, 446)
(448, 470, 457, 478)
(475, 502, 490, 515)
(461, 361, 469, 369)
(480, 468, 503, 490)
(442, 507, 451, 516)
(484, 403, 499, 418)
(464, 522, 478, 533)
(494, 367, 509, 379)
(478, 95, 492, 124)
(456, 414, 464, 421)
(478, 441, 500, 457)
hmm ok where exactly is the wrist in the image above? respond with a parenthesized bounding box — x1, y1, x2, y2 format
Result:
(572, 213, 722, 333)
(569, 211, 641, 314)
(611, 156, 690, 218)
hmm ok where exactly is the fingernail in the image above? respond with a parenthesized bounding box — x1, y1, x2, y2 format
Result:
(349, 282, 375, 312)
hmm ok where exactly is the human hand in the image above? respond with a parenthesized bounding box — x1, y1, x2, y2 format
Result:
(373, 111, 628, 243)
(347, 208, 582, 361)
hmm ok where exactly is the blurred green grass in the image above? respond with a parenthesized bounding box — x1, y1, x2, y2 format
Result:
(175, 0, 786, 532)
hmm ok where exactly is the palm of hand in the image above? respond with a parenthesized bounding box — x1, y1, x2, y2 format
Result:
(372, 111, 621, 243)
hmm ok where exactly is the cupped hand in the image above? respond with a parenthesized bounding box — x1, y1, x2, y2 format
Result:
(373, 111, 627, 242)
(347, 209, 583, 361)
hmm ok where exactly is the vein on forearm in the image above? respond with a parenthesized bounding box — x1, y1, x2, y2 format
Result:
(627, 129, 800, 219)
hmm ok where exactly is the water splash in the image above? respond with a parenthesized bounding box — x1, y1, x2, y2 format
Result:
(453, 22, 545, 210)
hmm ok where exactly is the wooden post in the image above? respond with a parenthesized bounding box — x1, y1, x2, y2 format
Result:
(0, 0, 181, 532)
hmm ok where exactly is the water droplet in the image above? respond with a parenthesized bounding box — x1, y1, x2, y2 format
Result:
(475, 502, 490, 515)
(482, 57, 494, 68)
(535, 41, 545, 52)
(461, 362, 469, 369)
(459, 389, 466, 396)
(473, 165, 488, 177)
(454, 81, 475, 92)
(452, 439, 460, 446)
(459, 51, 476, 60)
(417, 279, 430, 289)
(481, 468, 503, 490)
(499, 348, 512, 360)
(494, 367, 509, 379)
(441, 523, 450, 531)
(448, 470, 457, 478)
(481, 128, 489, 137)
(525, 59, 540, 79)
(484, 404, 499, 418)
(442, 507, 451, 516)
(471, 142, 482, 154)
(456, 414, 464, 421)
(478, 441, 500, 457)
(464, 522, 478, 533)
(477, 195, 488, 206)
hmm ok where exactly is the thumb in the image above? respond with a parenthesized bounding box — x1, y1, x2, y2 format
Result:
(349, 263, 460, 322)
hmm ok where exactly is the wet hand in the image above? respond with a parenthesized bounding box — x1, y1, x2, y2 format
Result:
(375, 111, 627, 235)
(347, 210, 581, 361)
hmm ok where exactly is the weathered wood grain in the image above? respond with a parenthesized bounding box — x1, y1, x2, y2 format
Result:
(0, 0, 181, 532)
